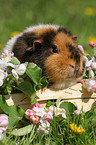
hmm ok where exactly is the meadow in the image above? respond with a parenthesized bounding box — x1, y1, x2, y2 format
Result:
(0, 0, 96, 51)
(0, 0, 96, 144)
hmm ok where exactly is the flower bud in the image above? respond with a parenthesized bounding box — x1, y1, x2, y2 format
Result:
(32, 102, 40, 108)
(0, 114, 8, 134)
(74, 110, 81, 115)
(3, 50, 8, 55)
(29, 115, 39, 124)
(89, 41, 95, 47)
(25, 109, 35, 119)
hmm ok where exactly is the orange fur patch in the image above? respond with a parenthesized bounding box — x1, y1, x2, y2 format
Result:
(32, 27, 56, 37)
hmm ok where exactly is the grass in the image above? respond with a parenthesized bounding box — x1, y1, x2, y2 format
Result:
(0, 0, 96, 50)
(2, 111, 96, 145)
(0, 0, 96, 144)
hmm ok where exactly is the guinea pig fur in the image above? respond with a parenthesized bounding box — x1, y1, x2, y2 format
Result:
(4, 24, 86, 89)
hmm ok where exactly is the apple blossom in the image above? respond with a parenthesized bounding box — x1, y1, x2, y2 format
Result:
(32, 102, 40, 108)
(77, 45, 84, 53)
(74, 110, 81, 115)
(83, 79, 96, 92)
(0, 132, 3, 140)
(29, 115, 39, 124)
(0, 114, 9, 139)
(38, 119, 50, 134)
(89, 70, 94, 79)
(49, 106, 66, 118)
(33, 107, 46, 118)
(0, 69, 7, 86)
(85, 60, 92, 68)
(43, 110, 53, 121)
(93, 82, 96, 89)
(91, 62, 96, 70)
(12, 63, 27, 79)
(15, 64, 27, 75)
(3, 50, 8, 55)
(12, 69, 19, 80)
(89, 41, 95, 47)
(25, 109, 35, 120)
(74, 109, 86, 115)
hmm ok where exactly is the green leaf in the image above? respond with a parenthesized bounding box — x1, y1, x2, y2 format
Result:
(10, 57, 20, 65)
(30, 91, 37, 105)
(17, 81, 37, 105)
(17, 81, 34, 97)
(0, 95, 25, 129)
(8, 105, 25, 129)
(85, 107, 96, 119)
(40, 77, 48, 89)
(36, 77, 48, 90)
(10, 124, 34, 136)
(59, 101, 77, 114)
(0, 95, 10, 114)
(26, 63, 42, 84)
(46, 100, 56, 107)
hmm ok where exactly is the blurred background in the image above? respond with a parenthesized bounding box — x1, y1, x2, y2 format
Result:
(0, 0, 96, 53)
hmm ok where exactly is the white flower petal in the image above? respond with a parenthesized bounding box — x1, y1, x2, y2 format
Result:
(15, 64, 26, 75)
(0, 133, 3, 140)
(12, 69, 19, 79)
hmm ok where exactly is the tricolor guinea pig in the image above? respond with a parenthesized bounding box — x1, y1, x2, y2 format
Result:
(5, 24, 85, 89)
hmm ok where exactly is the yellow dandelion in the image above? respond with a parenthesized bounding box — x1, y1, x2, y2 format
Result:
(84, 8, 96, 16)
(70, 123, 85, 134)
(11, 31, 21, 37)
(88, 36, 96, 44)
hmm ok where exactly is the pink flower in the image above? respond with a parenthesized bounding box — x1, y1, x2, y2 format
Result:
(32, 102, 40, 108)
(74, 109, 86, 115)
(93, 82, 96, 89)
(29, 115, 39, 124)
(43, 110, 53, 121)
(10, 52, 14, 58)
(91, 62, 96, 70)
(77, 45, 84, 53)
(74, 110, 81, 115)
(89, 41, 95, 47)
(25, 109, 35, 119)
(3, 50, 8, 55)
(0, 114, 9, 133)
(44, 115, 53, 121)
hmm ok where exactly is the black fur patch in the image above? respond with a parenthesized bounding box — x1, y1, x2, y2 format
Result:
(67, 44, 80, 62)
(41, 30, 56, 47)
(22, 32, 37, 46)
(13, 32, 37, 62)
(57, 26, 72, 36)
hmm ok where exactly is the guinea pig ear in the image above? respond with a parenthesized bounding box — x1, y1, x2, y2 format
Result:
(72, 35, 78, 42)
(26, 40, 42, 52)
(33, 40, 42, 50)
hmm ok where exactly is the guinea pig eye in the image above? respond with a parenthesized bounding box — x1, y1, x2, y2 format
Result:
(52, 45, 58, 53)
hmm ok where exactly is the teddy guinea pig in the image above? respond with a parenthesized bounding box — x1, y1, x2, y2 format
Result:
(5, 24, 86, 89)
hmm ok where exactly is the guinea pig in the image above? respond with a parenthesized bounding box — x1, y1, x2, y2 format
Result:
(4, 24, 86, 89)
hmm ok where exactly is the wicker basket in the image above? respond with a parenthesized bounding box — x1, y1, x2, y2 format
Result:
(1, 83, 96, 112)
